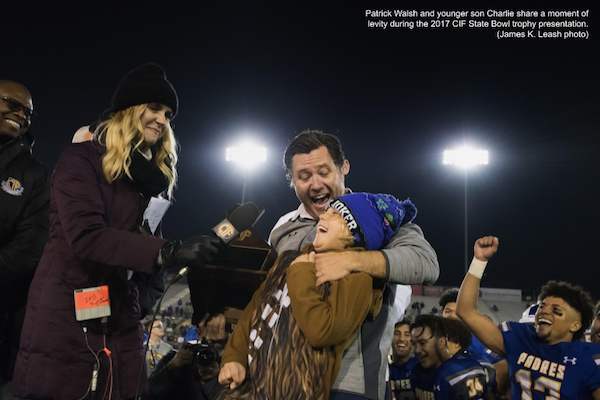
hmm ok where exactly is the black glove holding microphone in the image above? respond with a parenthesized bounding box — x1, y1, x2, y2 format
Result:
(157, 236, 224, 269)
(133, 219, 221, 269)
(156, 202, 263, 271)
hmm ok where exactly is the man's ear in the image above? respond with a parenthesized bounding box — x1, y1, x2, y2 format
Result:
(438, 336, 447, 349)
(342, 159, 350, 176)
(569, 320, 582, 335)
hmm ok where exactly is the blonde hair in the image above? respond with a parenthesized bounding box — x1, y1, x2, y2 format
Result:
(332, 211, 356, 248)
(95, 104, 178, 198)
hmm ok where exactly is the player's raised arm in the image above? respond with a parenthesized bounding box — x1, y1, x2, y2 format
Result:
(456, 236, 506, 357)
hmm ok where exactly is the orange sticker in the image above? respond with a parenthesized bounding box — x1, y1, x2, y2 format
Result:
(75, 285, 110, 310)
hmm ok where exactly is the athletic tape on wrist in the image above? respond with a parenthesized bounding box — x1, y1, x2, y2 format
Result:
(468, 258, 488, 279)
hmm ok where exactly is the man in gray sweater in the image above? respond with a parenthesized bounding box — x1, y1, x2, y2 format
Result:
(269, 130, 439, 400)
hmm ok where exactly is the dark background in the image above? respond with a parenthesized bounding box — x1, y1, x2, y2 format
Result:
(4, 0, 599, 298)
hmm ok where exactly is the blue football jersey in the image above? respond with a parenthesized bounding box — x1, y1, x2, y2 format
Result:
(460, 350, 497, 390)
(411, 353, 488, 400)
(501, 321, 600, 399)
(467, 334, 502, 364)
(387, 355, 418, 400)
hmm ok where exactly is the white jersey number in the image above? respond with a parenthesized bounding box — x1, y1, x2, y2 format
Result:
(515, 369, 561, 400)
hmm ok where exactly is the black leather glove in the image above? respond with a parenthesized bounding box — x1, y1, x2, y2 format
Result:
(158, 236, 224, 268)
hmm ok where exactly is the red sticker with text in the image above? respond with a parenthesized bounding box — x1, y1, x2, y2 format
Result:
(75, 285, 109, 310)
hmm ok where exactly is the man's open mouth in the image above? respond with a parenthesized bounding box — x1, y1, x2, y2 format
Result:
(5, 119, 21, 129)
(537, 318, 552, 326)
(312, 193, 330, 206)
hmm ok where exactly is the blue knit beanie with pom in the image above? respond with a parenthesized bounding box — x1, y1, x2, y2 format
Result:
(326, 192, 417, 250)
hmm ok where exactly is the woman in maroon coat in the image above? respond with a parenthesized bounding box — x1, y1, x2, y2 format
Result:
(13, 64, 221, 400)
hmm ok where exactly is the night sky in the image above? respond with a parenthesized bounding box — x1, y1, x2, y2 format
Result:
(4, 0, 599, 299)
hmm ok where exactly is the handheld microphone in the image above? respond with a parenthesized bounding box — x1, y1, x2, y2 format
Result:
(172, 202, 263, 282)
(212, 202, 263, 244)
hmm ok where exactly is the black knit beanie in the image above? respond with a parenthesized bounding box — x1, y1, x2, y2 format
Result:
(111, 63, 178, 117)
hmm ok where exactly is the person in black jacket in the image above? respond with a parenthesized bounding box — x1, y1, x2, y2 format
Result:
(0, 80, 50, 395)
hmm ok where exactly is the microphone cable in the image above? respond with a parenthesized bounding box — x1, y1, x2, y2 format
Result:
(134, 268, 202, 399)
(76, 324, 101, 400)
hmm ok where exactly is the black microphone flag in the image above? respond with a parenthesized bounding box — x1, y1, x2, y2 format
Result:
(212, 202, 262, 244)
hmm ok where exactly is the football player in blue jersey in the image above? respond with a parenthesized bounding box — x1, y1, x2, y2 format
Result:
(443, 317, 473, 357)
(440, 288, 508, 399)
(387, 318, 418, 400)
(410, 315, 488, 400)
(443, 317, 498, 400)
(456, 236, 600, 400)
(440, 288, 502, 365)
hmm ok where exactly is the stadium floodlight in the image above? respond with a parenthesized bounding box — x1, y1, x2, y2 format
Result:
(225, 141, 267, 203)
(226, 143, 267, 169)
(443, 147, 488, 168)
(443, 146, 490, 273)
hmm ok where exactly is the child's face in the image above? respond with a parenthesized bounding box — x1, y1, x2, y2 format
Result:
(313, 208, 350, 252)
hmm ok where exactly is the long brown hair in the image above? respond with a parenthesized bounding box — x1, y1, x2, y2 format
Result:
(220, 250, 331, 400)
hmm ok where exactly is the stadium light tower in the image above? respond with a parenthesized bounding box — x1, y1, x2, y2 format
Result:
(443, 146, 489, 273)
(226, 141, 267, 203)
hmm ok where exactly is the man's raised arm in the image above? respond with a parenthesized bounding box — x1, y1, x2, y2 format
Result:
(456, 236, 505, 357)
